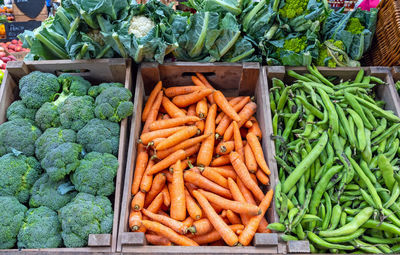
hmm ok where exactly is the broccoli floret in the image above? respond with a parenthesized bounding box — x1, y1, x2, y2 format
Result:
(19, 71, 61, 109)
(77, 118, 120, 155)
(346, 17, 365, 34)
(59, 193, 113, 248)
(6, 100, 37, 122)
(17, 206, 62, 249)
(41, 142, 83, 182)
(58, 74, 92, 96)
(59, 96, 95, 131)
(0, 153, 42, 203)
(0, 196, 27, 249)
(279, 0, 308, 19)
(88, 82, 124, 98)
(35, 127, 76, 161)
(71, 152, 118, 196)
(0, 119, 42, 157)
(94, 87, 133, 122)
(35, 93, 71, 131)
(30, 173, 77, 211)
(283, 36, 307, 53)
(317, 39, 345, 67)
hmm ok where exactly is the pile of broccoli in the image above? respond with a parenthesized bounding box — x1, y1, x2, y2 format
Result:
(0, 71, 133, 249)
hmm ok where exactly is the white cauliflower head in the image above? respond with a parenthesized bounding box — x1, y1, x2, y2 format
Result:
(128, 15, 155, 38)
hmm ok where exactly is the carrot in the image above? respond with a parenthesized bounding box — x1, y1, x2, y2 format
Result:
(161, 186, 171, 207)
(216, 97, 244, 124)
(196, 98, 208, 119)
(223, 102, 257, 141)
(147, 193, 164, 213)
(142, 81, 162, 122)
(149, 116, 201, 131)
(215, 97, 250, 139)
(155, 134, 209, 159)
(244, 143, 257, 173)
(183, 217, 194, 228)
(164, 170, 173, 183)
(256, 169, 269, 185)
(215, 141, 235, 155)
(164, 86, 203, 98)
(131, 191, 145, 211)
(185, 189, 202, 220)
(182, 144, 201, 159)
(145, 234, 172, 246)
(157, 113, 163, 121)
(248, 117, 262, 140)
(170, 160, 186, 221)
(230, 152, 264, 202)
(244, 120, 253, 128)
(139, 126, 186, 145)
(192, 75, 206, 87)
(192, 190, 239, 246)
(213, 91, 241, 122)
(220, 209, 227, 219)
(196, 119, 205, 133)
(239, 190, 273, 246)
(141, 220, 199, 246)
(131, 144, 149, 195)
(148, 149, 187, 175)
(187, 218, 213, 235)
(140, 160, 155, 193)
(143, 91, 164, 133)
(129, 210, 143, 231)
(233, 121, 244, 162)
(151, 137, 166, 148)
(184, 170, 232, 199)
(246, 133, 270, 175)
(198, 189, 261, 216)
(206, 167, 237, 180)
(250, 173, 258, 184)
(201, 167, 229, 189)
(142, 209, 188, 234)
(227, 178, 251, 225)
(210, 155, 230, 167)
(162, 96, 186, 118)
(197, 104, 217, 167)
(144, 173, 166, 207)
(173, 89, 214, 108)
(195, 73, 215, 105)
(156, 126, 199, 151)
(226, 210, 242, 225)
(190, 224, 243, 245)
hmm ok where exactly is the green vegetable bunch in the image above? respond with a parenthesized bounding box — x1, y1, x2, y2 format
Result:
(317, 39, 344, 67)
(283, 36, 307, 53)
(346, 17, 365, 34)
(0, 196, 27, 249)
(279, 0, 308, 19)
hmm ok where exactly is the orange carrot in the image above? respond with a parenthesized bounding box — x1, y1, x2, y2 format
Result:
(162, 96, 186, 118)
(142, 81, 162, 122)
(131, 191, 145, 211)
(129, 210, 143, 231)
(141, 220, 199, 246)
(151, 137, 166, 148)
(143, 91, 164, 133)
(226, 210, 242, 225)
(139, 126, 186, 145)
(227, 178, 251, 225)
(224, 102, 257, 141)
(198, 189, 261, 216)
(183, 217, 194, 228)
(215, 97, 250, 139)
(249, 117, 262, 140)
(140, 160, 155, 193)
(142, 209, 188, 234)
(144, 173, 166, 207)
(215, 97, 244, 124)
(188, 218, 213, 235)
(185, 189, 202, 220)
(206, 167, 237, 180)
(250, 173, 258, 184)
(230, 152, 264, 202)
(170, 156, 197, 173)
(184, 171, 232, 199)
(238, 190, 273, 246)
(220, 209, 227, 219)
(213, 91, 241, 122)
(192, 190, 239, 246)
(164, 170, 173, 183)
(244, 143, 257, 173)
(131, 144, 149, 195)
(190, 224, 244, 245)
(196, 119, 205, 133)
(155, 134, 209, 159)
(195, 72, 215, 105)
(196, 98, 208, 119)
(147, 193, 164, 213)
(210, 155, 230, 167)
(246, 133, 270, 175)
(161, 186, 171, 207)
(149, 116, 200, 131)
(145, 234, 172, 246)
(192, 75, 206, 87)
(164, 86, 203, 98)
(233, 121, 244, 162)
(197, 104, 217, 167)
(170, 160, 186, 221)
(236, 178, 256, 205)
(148, 149, 187, 175)
(173, 89, 214, 108)
(155, 126, 199, 151)
(256, 169, 269, 185)
(201, 167, 229, 189)
(215, 141, 235, 155)
(244, 120, 253, 128)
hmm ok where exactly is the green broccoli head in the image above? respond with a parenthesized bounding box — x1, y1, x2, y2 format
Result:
(0, 119, 42, 157)
(317, 39, 345, 68)
(34, 93, 71, 131)
(94, 87, 133, 122)
(41, 142, 83, 182)
(59, 96, 95, 131)
(19, 71, 61, 109)
(0, 196, 27, 249)
(6, 100, 37, 122)
(346, 17, 365, 34)
(71, 152, 118, 196)
(59, 193, 113, 248)
(58, 74, 92, 96)
(88, 82, 124, 98)
(77, 118, 120, 156)
(0, 153, 42, 203)
(279, 0, 308, 19)
(283, 36, 307, 53)
(35, 127, 77, 161)
(30, 173, 78, 211)
(17, 206, 62, 249)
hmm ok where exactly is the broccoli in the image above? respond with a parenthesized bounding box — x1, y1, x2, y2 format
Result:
(317, 39, 345, 67)
(71, 152, 118, 196)
(58, 193, 113, 248)
(6, 100, 37, 122)
(279, 0, 308, 19)
(88, 82, 124, 98)
(59, 96, 95, 131)
(0, 153, 42, 203)
(30, 173, 77, 211)
(283, 36, 307, 53)
(77, 118, 120, 156)
(19, 71, 61, 109)
(17, 206, 62, 249)
(35, 93, 71, 131)
(41, 142, 83, 182)
(0, 119, 42, 157)
(35, 127, 77, 161)
(346, 17, 365, 34)
(58, 74, 92, 96)
(0, 196, 27, 249)
(94, 87, 133, 122)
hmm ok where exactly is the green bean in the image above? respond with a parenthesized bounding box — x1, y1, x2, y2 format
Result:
(360, 189, 377, 208)
(287, 70, 313, 82)
(321, 192, 332, 230)
(281, 234, 298, 241)
(296, 95, 324, 119)
(351, 239, 382, 254)
(350, 217, 400, 235)
(335, 83, 375, 90)
(301, 114, 314, 137)
(371, 118, 387, 139)
(317, 88, 339, 134)
(301, 214, 322, 223)
(290, 189, 312, 230)
(272, 113, 278, 136)
(317, 105, 329, 127)
(378, 154, 396, 190)
(377, 138, 387, 154)
(315, 143, 334, 184)
(382, 208, 400, 228)
(347, 108, 366, 151)
(362, 235, 400, 244)
(392, 244, 400, 253)
(304, 73, 323, 83)
(317, 203, 325, 228)
(363, 106, 378, 128)
(276, 86, 290, 112)
(323, 228, 365, 243)
(328, 205, 341, 230)
(272, 77, 285, 89)
(345, 184, 360, 190)
(301, 81, 335, 94)
(362, 75, 370, 84)
(287, 185, 297, 200)
(267, 222, 286, 232)
(355, 95, 400, 123)
(369, 75, 385, 84)
(307, 65, 334, 88)
(307, 232, 354, 250)
(344, 92, 373, 130)
(344, 208, 361, 215)
(362, 129, 372, 164)
(295, 223, 306, 240)
(348, 115, 357, 149)
(298, 175, 305, 205)
(354, 69, 364, 83)
(275, 155, 294, 173)
(343, 190, 361, 196)
(282, 111, 300, 142)
(377, 244, 392, 254)
(384, 138, 399, 161)
(270, 91, 276, 113)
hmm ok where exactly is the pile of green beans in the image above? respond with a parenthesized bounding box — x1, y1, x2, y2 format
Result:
(268, 66, 400, 253)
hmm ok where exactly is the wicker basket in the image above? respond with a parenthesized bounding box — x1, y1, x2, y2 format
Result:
(364, 0, 400, 66)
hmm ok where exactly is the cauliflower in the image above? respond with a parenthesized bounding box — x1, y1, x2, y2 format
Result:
(128, 15, 155, 38)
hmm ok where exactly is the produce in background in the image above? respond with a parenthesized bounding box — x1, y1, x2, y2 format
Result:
(269, 67, 400, 253)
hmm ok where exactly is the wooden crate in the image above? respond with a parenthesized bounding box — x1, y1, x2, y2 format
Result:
(393, 66, 400, 82)
(0, 58, 132, 253)
(117, 62, 281, 253)
(13, 3, 47, 22)
(264, 66, 400, 254)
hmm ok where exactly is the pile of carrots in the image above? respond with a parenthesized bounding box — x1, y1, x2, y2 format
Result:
(129, 73, 273, 246)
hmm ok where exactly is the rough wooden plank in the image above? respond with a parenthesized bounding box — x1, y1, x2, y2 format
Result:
(287, 241, 310, 253)
(240, 62, 260, 96)
(253, 233, 279, 247)
(122, 245, 279, 254)
(88, 234, 112, 247)
(393, 67, 400, 81)
(120, 232, 146, 246)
